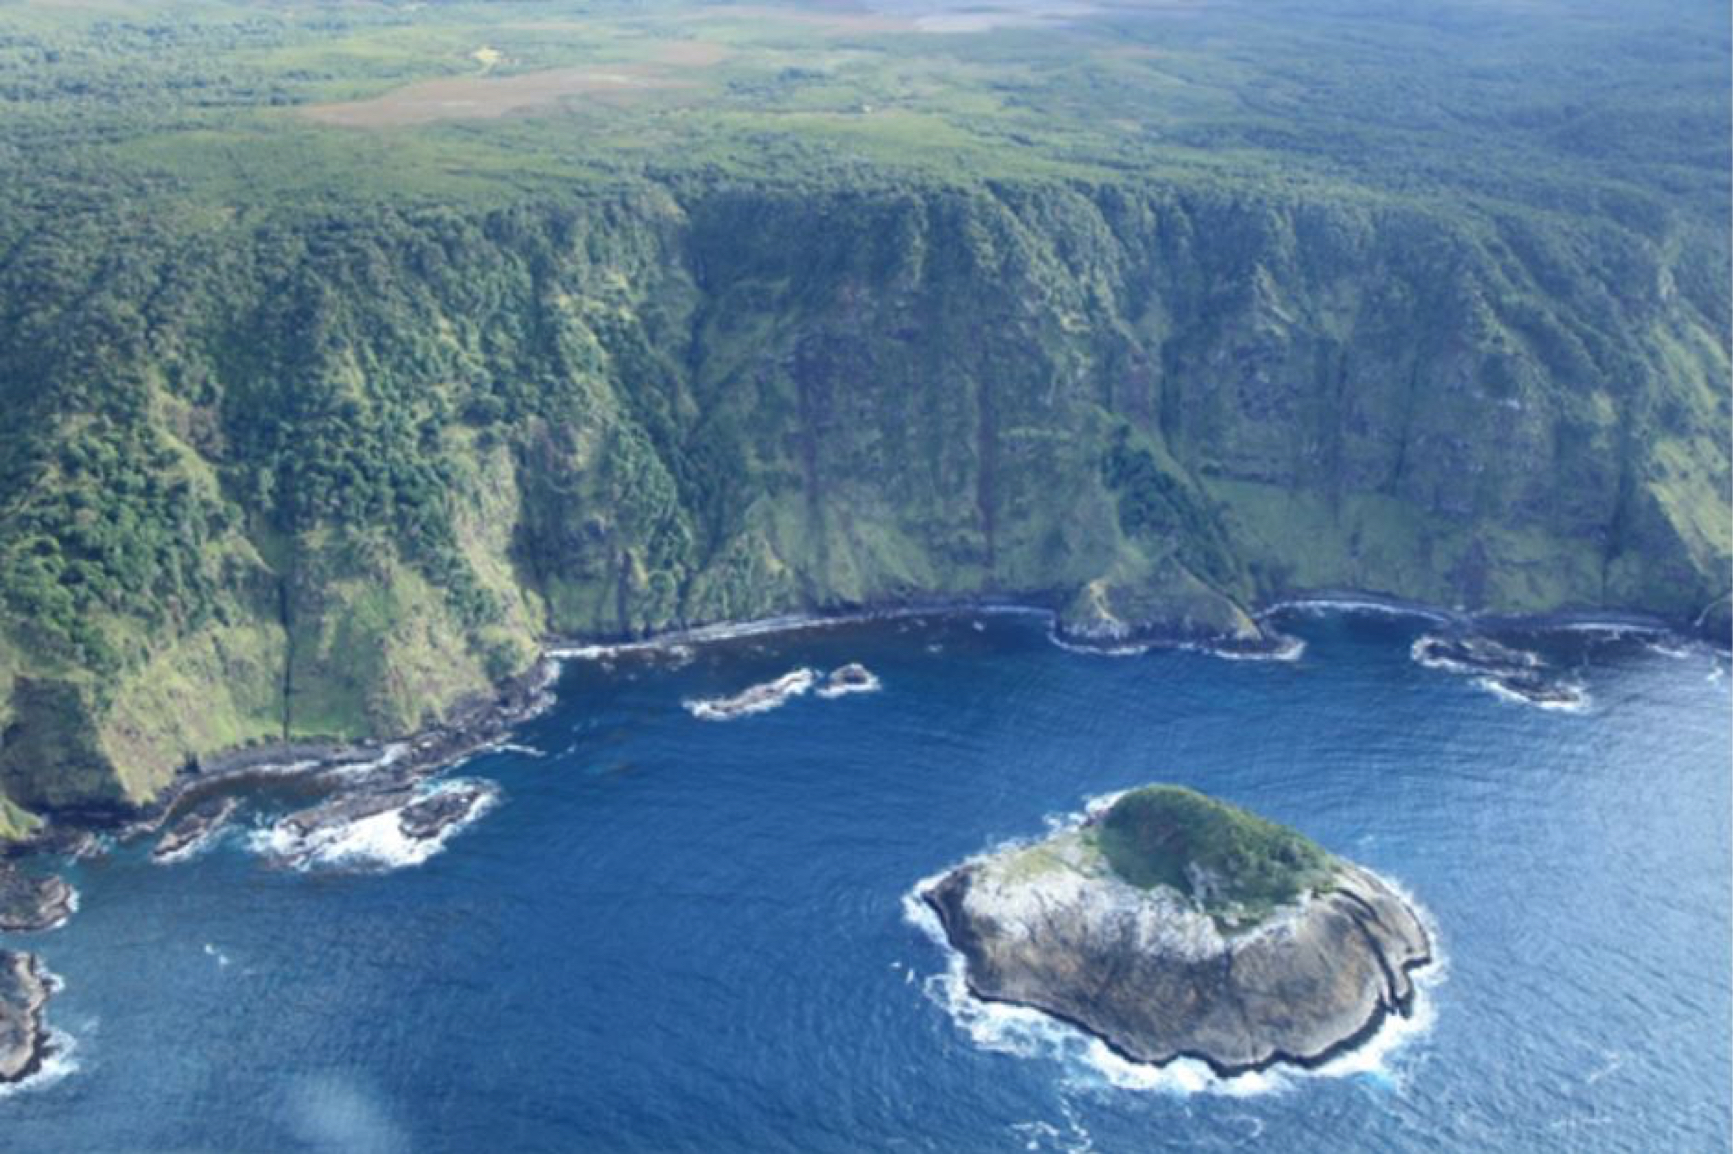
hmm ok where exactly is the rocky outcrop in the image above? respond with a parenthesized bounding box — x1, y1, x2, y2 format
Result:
(923, 792, 1433, 1075)
(0, 864, 74, 933)
(152, 796, 240, 863)
(1411, 633, 1588, 708)
(0, 950, 51, 1084)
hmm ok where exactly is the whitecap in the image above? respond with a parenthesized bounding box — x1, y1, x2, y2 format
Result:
(251, 778, 499, 873)
(683, 668, 817, 721)
(320, 743, 410, 782)
(1046, 630, 1150, 658)
(1259, 596, 1455, 624)
(0, 1027, 79, 1099)
(203, 944, 232, 968)
(1184, 633, 1306, 663)
(815, 665, 882, 699)
(1472, 676, 1591, 714)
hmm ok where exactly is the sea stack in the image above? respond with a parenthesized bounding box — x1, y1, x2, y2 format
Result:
(923, 785, 1433, 1075)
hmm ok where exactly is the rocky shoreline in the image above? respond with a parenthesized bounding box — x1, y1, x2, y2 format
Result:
(5, 589, 1707, 863)
(920, 788, 1436, 1077)
(0, 950, 52, 1084)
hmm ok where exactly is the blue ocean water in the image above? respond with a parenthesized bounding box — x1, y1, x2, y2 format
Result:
(2, 609, 1729, 1153)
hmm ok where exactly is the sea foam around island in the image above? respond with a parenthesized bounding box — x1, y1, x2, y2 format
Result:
(249, 778, 500, 873)
(901, 795, 1446, 1099)
(0, 965, 79, 1100)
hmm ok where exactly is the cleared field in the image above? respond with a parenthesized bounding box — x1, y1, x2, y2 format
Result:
(304, 41, 728, 128)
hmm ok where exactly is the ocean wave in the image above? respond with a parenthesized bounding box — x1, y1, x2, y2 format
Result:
(814, 664, 881, 699)
(684, 668, 817, 720)
(318, 743, 410, 782)
(250, 778, 500, 873)
(1184, 632, 1306, 663)
(1046, 631, 1151, 658)
(1411, 635, 1589, 712)
(0, 1026, 79, 1100)
(902, 825, 1445, 1098)
(1472, 677, 1592, 714)
(1259, 597, 1456, 624)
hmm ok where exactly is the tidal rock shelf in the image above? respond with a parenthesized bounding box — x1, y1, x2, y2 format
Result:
(921, 786, 1435, 1077)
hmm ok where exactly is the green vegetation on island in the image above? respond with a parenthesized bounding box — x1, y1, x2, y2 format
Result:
(1093, 786, 1336, 926)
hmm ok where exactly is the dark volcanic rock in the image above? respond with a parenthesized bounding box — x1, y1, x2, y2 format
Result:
(0, 950, 51, 1083)
(1411, 632, 1587, 709)
(152, 796, 240, 863)
(0, 864, 75, 933)
(398, 784, 489, 841)
(923, 796, 1433, 1076)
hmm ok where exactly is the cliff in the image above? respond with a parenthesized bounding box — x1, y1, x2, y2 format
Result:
(0, 179, 1726, 824)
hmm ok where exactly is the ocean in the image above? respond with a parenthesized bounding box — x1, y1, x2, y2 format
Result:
(3, 607, 1728, 1152)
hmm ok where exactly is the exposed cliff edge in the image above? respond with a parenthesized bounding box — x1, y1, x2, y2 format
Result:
(0, 179, 1726, 829)
(921, 786, 1434, 1076)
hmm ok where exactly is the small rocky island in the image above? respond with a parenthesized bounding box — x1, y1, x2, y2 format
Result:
(924, 785, 1433, 1075)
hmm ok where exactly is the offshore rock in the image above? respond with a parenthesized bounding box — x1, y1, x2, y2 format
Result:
(152, 796, 240, 863)
(0, 950, 51, 1083)
(923, 787, 1433, 1075)
(0, 864, 75, 933)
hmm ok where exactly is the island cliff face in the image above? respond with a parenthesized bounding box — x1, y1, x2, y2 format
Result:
(0, 181, 1727, 829)
(923, 787, 1433, 1075)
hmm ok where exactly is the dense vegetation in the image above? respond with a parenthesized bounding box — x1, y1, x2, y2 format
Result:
(1094, 786, 1337, 925)
(0, 0, 1725, 828)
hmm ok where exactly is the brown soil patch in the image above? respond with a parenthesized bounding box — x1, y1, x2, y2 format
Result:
(303, 41, 727, 129)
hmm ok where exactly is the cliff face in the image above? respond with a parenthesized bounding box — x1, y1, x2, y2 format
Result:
(0, 180, 1727, 818)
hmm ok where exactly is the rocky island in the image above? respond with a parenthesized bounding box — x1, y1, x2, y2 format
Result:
(923, 786, 1433, 1076)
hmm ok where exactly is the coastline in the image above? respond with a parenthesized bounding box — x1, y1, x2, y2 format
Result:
(8, 587, 1717, 860)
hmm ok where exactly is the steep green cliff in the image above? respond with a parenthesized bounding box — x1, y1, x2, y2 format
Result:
(0, 179, 1724, 820)
(0, 0, 1726, 827)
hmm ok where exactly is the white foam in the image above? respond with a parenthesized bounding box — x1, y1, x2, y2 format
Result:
(0, 1027, 79, 1099)
(251, 778, 499, 873)
(1472, 676, 1591, 714)
(204, 943, 232, 968)
(1185, 633, 1306, 663)
(1046, 630, 1150, 658)
(550, 604, 1055, 663)
(1260, 596, 1456, 624)
(814, 666, 882, 699)
(320, 743, 410, 782)
(0, 961, 78, 1099)
(490, 742, 545, 758)
(683, 668, 817, 721)
(902, 824, 1446, 1098)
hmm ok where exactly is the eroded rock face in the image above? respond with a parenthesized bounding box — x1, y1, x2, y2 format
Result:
(153, 796, 240, 863)
(398, 784, 489, 842)
(0, 864, 75, 933)
(924, 825, 1432, 1075)
(0, 950, 51, 1083)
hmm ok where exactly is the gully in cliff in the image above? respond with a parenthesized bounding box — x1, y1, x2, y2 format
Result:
(920, 785, 1435, 1077)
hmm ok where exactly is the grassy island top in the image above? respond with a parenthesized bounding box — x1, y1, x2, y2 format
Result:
(1093, 786, 1337, 925)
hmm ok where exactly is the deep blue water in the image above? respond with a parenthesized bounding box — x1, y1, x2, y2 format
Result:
(3, 609, 1729, 1153)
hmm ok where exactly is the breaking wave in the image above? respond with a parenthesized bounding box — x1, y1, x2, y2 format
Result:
(250, 778, 500, 873)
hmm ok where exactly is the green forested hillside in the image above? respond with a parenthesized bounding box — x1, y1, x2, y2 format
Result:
(0, 0, 1725, 827)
